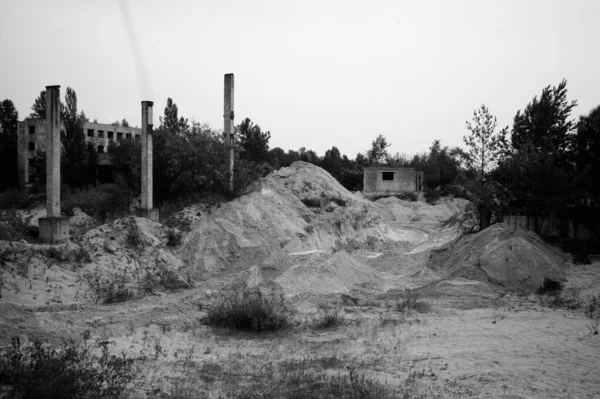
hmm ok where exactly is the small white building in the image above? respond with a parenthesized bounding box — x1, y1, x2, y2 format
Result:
(362, 166, 424, 198)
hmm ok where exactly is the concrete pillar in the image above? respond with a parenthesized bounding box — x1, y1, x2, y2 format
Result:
(224, 73, 234, 193)
(140, 100, 159, 222)
(39, 85, 69, 243)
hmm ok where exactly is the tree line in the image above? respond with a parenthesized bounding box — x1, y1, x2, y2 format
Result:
(1, 79, 599, 236)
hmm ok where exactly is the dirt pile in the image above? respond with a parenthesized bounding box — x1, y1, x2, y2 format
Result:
(15, 206, 95, 236)
(267, 162, 360, 206)
(180, 162, 403, 281)
(426, 223, 567, 294)
(0, 217, 186, 305)
(375, 197, 468, 222)
(274, 251, 387, 296)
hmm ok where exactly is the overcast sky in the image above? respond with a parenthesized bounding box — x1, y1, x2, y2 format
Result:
(1, 0, 599, 159)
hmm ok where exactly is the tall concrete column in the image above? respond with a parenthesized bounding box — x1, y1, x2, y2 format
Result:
(224, 73, 234, 193)
(140, 100, 158, 221)
(39, 85, 69, 242)
(46, 86, 61, 217)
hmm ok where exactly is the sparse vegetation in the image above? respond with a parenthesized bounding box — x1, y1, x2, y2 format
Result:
(0, 209, 32, 241)
(587, 295, 599, 335)
(228, 363, 398, 399)
(313, 309, 345, 329)
(205, 288, 294, 332)
(0, 335, 136, 399)
(537, 278, 562, 294)
(0, 189, 31, 209)
(397, 290, 431, 314)
(62, 184, 133, 221)
(82, 271, 134, 304)
(166, 228, 182, 247)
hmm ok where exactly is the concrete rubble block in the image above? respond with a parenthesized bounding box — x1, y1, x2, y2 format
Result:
(136, 208, 159, 222)
(39, 217, 70, 243)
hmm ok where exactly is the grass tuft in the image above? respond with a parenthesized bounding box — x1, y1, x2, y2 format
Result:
(313, 310, 345, 329)
(205, 288, 294, 333)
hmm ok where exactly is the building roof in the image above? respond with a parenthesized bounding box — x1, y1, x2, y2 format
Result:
(362, 166, 418, 171)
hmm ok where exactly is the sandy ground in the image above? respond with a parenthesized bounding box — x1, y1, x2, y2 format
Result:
(1, 218, 599, 398)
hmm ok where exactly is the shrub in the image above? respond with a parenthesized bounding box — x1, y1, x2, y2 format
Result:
(537, 278, 562, 295)
(167, 228, 182, 247)
(62, 184, 133, 220)
(82, 272, 135, 304)
(0, 189, 31, 209)
(0, 336, 136, 399)
(313, 310, 345, 329)
(0, 210, 32, 241)
(205, 288, 293, 332)
(440, 201, 479, 236)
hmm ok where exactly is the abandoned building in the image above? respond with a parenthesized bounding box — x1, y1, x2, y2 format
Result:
(362, 166, 424, 198)
(17, 118, 142, 188)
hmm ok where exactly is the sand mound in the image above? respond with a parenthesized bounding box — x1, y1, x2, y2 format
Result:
(274, 251, 386, 296)
(375, 197, 468, 222)
(267, 161, 361, 206)
(0, 217, 186, 306)
(180, 162, 402, 280)
(427, 223, 567, 294)
(406, 227, 461, 255)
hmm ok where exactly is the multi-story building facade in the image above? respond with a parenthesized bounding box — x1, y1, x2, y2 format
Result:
(17, 118, 142, 188)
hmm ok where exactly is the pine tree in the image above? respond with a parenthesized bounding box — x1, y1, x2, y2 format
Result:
(29, 91, 47, 119)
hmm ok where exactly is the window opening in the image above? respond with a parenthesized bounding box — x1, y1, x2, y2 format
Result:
(382, 172, 394, 181)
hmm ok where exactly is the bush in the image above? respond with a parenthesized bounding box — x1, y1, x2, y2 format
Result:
(0, 210, 32, 241)
(62, 184, 133, 220)
(0, 189, 31, 209)
(537, 278, 562, 295)
(313, 310, 345, 329)
(205, 288, 293, 332)
(440, 201, 479, 236)
(0, 336, 136, 399)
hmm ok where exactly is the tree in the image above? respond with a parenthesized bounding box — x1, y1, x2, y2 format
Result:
(388, 152, 410, 166)
(0, 99, 19, 189)
(512, 79, 577, 157)
(463, 105, 509, 230)
(28, 149, 46, 189)
(29, 91, 46, 119)
(0, 99, 18, 140)
(159, 98, 189, 134)
(299, 147, 320, 165)
(268, 147, 288, 169)
(464, 105, 508, 178)
(236, 118, 271, 164)
(121, 118, 130, 127)
(367, 134, 391, 165)
(410, 140, 462, 190)
(573, 105, 600, 205)
(108, 138, 141, 193)
(321, 146, 343, 180)
(61, 87, 92, 188)
(496, 80, 579, 220)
